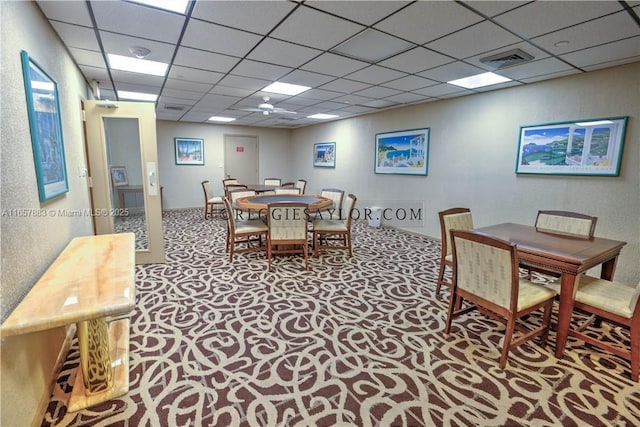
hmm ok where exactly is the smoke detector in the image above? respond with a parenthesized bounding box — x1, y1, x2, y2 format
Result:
(480, 49, 534, 69)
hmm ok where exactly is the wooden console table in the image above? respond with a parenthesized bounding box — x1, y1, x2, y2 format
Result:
(1, 233, 136, 412)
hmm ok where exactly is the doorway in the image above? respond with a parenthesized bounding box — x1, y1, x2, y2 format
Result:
(224, 134, 258, 184)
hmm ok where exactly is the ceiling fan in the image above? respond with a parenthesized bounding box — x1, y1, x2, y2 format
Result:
(241, 97, 297, 116)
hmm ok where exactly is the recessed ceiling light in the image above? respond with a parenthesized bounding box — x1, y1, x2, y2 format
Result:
(128, 0, 189, 14)
(447, 72, 512, 89)
(117, 90, 157, 101)
(307, 114, 339, 120)
(108, 54, 168, 77)
(262, 82, 311, 96)
(575, 120, 614, 126)
(208, 116, 236, 122)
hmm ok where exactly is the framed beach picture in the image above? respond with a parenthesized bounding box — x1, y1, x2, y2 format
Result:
(515, 117, 628, 176)
(21, 50, 69, 202)
(175, 137, 204, 165)
(313, 142, 336, 168)
(110, 166, 128, 187)
(375, 128, 429, 175)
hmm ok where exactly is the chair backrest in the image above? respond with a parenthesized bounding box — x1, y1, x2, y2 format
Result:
(201, 180, 213, 201)
(439, 208, 473, 257)
(223, 178, 239, 187)
(451, 229, 518, 311)
(264, 178, 281, 186)
(281, 182, 295, 188)
(321, 188, 344, 210)
(229, 189, 256, 204)
(630, 280, 640, 315)
(274, 187, 301, 195)
(224, 184, 247, 199)
(295, 179, 307, 193)
(223, 198, 236, 232)
(535, 210, 597, 237)
(342, 194, 357, 225)
(267, 203, 308, 242)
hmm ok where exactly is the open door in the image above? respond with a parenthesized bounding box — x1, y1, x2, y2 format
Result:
(83, 100, 164, 264)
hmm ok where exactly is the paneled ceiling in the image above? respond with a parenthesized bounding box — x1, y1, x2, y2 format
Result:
(37, 0, 640, 128)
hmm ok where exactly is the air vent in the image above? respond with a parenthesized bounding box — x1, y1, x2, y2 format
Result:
(164, 104, 187, 111)
(480, 49, 534, 69)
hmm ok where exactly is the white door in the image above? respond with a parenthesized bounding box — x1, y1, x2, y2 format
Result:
(224, 134, 258, 185)
(84, 100, 165, 264)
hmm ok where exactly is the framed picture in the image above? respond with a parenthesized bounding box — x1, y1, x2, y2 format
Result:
(313, 142, 336, 168)
(515, 117, 628, 176)
(21, 50, 69, 202)
(375, 128, 429, 175)
(110, 166, 128, 187)
(175, 137, 204, 165)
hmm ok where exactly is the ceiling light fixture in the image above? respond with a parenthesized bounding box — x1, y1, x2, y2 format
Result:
(128, 0, 190, 14)
(129, 46, 151, 59)
(108, 54, 168, 76)
(262, 82, 311, 96)
(308, 113, 339, 120)
(208, 116, 236, 122)
(447, 72, 511, 89)
(117, 90, 158, 101)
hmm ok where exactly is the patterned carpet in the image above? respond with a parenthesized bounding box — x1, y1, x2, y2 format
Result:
(42, 209, 639, 426)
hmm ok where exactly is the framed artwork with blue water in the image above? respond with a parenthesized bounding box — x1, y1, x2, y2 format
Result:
(375, 128, 429, 175)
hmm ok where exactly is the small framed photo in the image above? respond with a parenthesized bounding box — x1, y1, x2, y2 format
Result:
(515, 117, 628, 176)
(110, 166, 128, 187)
(175, 137, 204, 165)
(375, 128, 429, 175)
(313, 142, 336, 168)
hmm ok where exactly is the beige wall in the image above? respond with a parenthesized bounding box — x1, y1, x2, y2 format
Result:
(289, 63, 640, 285)
(1, 2, 92, 425)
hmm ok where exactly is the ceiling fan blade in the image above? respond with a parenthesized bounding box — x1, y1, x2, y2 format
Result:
(272, 109, 297, 114)
(239, 108, 263, 112)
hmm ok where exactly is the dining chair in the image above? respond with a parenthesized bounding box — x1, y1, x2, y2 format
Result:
(222, 198, 268, 263)
(281, 182, 296, 188)
(549, 275, 639, 381)
(436, 207, 474, 297)
(223, 178, 239, 187)
(263, 178, 281, 186)
(224, 184, 248, 200)
(312, 193, 357, 257)
(526, 210, 598, 279)
(311, 188, 344, 221)
(266, 202, 309, 271)
(445, 229, 557, 369)
(229, 189, 258, 219)
(295, 179, 307, 194)
(274, 187, 301, 195)
(201, 180, 224, 219)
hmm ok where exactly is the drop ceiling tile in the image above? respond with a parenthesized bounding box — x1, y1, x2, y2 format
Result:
(192, 1, 296, 34)
(426, 20, 522, 59)
(160, 88, 205, 101)
(495, 58, 575, 81)
(310, 100, 351, 111)
(110, 70, 165, 87)
(338, 105, 377, 114)
(269, 6, 364, 50)
(494, 1, 623, 39)
(382, 75, 439, 91)
(330, 94, 375, 105)
(473, 80, 522, 92)
(305, 1, 411, 26)
(319, 78, 372, 94)
(79, 66, 112, 89)
(50, 22, 101, 51)
(413, 83, 470, 98)
(345, 65, 408, 85)
(156, 110, 185, 121)
(207, 85, 256, 98)
(163, 78, 212, 93)
(359, 99, 398, 108)
(112, 80, 161, 94)
(560, 36, 640, 69)
(378, 47, 453, 74)
(181, 111, 215, 122)
(300, 53, 369, 77)
(281, 70, 335, 87)
(295, 88, 344, 101)
(168, 66, 224, 85)
(531, 11, 640, 55)
(520, 69, 581, 84)
(194, 93, 240, 109)
(384, 92, 432, 104)
(173, 47, 240, 73)
(91, 0, 185, 43)
(459, 1, 527, 18)
(68, 47, 105, 68)
(99, 31, 175, 63)
(247, 38, 322, 68)
(217, 75, 271, 91)
(231, 60, 291, 81)
(354, 86, 402, 99)
(417, 61, 485, 82)
(181, 19, 262, 57)
(374, 1, 483, 44)
(36, 0, 92, 25)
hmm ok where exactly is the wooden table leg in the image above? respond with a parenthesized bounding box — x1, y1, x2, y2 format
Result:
(555, 272, 578, 358)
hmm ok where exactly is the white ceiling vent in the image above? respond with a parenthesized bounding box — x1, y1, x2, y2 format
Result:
(480, 49, 534, 69)
(164, 104, 187, 111)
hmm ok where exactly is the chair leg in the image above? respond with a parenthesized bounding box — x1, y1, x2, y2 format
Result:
(631, 323, 639, 381)
(303, 242, 309, 271)
(436, 261, 447, 296)
(313, 232, 320, 257)
(500, 317, 517, 369)
(539, 300, 553, 348)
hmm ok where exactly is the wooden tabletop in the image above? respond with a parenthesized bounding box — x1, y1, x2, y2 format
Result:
(234, 194, 333, 213)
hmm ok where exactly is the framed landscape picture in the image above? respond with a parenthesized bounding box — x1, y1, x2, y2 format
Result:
(21, 50, 69, 202)
(375, 128, 429, 175)
(175, 137, 204, 165)
(313, 142, 336, 168)
(515, 117, 627, 176)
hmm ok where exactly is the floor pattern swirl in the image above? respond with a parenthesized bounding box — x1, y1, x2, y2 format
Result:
(43, 208, 639, 426)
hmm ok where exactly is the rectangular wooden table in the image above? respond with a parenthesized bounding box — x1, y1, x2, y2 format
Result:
(473, 223, 626, 358)
(1, 233, 136, 411)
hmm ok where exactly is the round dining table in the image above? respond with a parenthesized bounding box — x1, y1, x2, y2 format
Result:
(234, 194, 333, 212)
